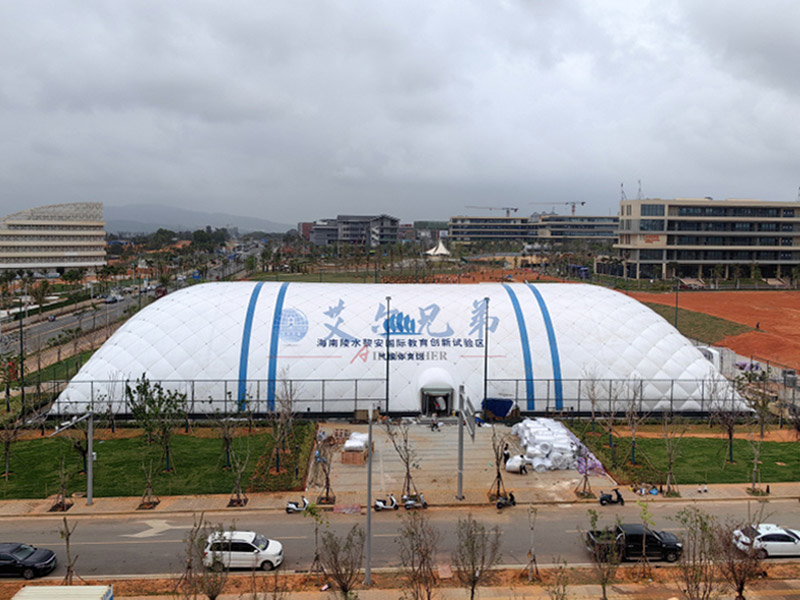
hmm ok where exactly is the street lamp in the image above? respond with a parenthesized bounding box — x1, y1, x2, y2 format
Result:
(365, 405, 374, 585)
(385, 296, 391, 414)
(483, 297, 490, 403)
(674, 275, 679, 328)
(51, 412, 94, 506)
(18, 296, 25, 416)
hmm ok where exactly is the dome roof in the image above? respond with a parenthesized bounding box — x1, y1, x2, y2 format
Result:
(57, 282, 737, 414)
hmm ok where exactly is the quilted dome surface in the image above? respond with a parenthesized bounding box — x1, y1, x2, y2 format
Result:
(57, 282, 736, 413)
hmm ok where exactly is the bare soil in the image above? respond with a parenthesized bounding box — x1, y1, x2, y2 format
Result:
(2, 563, 797, 599)
(631, 290, 800, 370)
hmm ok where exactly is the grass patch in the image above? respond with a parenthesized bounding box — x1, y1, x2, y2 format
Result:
(574, 425, 800, 485)
(25, 349, 95, 384)
(0, 421, 315, 500)
(643, 302, 752, 344)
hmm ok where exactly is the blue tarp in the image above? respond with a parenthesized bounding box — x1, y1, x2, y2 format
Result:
(482, 398, 515, 418)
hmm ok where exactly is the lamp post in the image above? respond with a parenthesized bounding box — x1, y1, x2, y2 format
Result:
(385, 296, 391, 414)
(18, 296, 24, 416)
(674, 275, 679, 328)
(365, 405, 374, 585)
(483, 297, 490, 403)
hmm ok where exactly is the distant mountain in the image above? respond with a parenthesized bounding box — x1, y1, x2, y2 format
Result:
(105, 204, 292, 236)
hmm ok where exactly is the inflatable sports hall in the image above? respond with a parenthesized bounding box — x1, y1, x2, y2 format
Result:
(55, 282, 740, 415)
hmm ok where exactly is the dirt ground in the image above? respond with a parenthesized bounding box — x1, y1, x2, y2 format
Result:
(2, 563, 798, 599)
(630, 290, 800, 370)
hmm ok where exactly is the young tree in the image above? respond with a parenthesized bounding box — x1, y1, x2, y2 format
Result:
(396, 510, 440, 600)
(625, 378, 648, 466)
(662, 411, 688, 495)
(673, 506, 720, 600)
(269, 378, 296, 474)
(452, 514, 502, 600)
(709, 375, 745, 464)
(545, 557, 570, 600)
(488, 425, 509, 501)
(715, 519, 764, 600)
(126, 376, 187, 472)
(597, 381, 623, 468)
(384, 419, 421, 499)
(319, 524, 365, 600)
(60, 517, 82, 585)
(585, 508, 620, 600)
(635, 499, 655, 580)
(1, 417, 21, 479)
(176, 514, 228, 600)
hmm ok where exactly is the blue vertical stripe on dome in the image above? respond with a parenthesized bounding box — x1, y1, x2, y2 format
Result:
(526, 284, 563, 409)
(238, 282, 265, 409)
(502, 284, 535, 410)
(267, 282, 290, 411)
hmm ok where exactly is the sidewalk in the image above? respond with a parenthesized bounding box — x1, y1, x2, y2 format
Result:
(114, 577, 800, 600)
(1, 420, 798, 519)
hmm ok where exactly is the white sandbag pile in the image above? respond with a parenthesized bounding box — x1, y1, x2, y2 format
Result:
(509, 418, 579, 472)
(343, 431, 369, 452)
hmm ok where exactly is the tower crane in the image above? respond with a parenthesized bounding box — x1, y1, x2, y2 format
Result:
(529, 201, 586, 215)
(465, 206, 519, 217)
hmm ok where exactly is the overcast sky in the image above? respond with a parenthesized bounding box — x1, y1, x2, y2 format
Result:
(1, 1, 799, 225)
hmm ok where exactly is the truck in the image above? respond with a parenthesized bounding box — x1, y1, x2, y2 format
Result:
(585, 523, 683, 563)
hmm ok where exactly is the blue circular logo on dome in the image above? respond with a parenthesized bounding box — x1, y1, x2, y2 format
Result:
(279, 308, 308, 342)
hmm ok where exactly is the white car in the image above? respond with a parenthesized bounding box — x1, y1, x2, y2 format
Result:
(733, 523, 800, 558)
(202, 531, 283, 571)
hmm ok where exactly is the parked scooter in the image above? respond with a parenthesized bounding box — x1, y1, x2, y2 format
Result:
(403, 493, 428, 510)
(286, 496, 309, 514)
(495, 491, 516, 510)
(374, 494, 399, 512)
(598, 489, 625, 506)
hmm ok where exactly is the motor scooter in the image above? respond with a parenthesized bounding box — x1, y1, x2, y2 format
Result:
(598, 489, 625, 506)
(403, 493, 428, 510)
(374, 494, 399, 512)
(495, 491, 516, 510)
(286, 496, 309, 514)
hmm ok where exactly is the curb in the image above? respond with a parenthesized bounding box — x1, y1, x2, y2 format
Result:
(0, 494, 796, 520)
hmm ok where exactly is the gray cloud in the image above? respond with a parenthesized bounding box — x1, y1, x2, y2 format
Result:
(1, 0, 798, 227)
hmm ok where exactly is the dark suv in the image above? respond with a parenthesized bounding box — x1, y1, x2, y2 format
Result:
(0, 543, 57, 579)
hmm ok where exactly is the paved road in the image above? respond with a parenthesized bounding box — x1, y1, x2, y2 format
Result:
(5, 499, 799, 580)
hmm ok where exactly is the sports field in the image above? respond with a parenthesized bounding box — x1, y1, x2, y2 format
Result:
(630, 290, 800, 370)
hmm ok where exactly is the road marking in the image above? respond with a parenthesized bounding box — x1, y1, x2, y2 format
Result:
(123, 519, 194, 538)
(374, 533, 397, 538)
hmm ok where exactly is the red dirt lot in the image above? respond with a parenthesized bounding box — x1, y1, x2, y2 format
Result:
(630, 290, 800, 370)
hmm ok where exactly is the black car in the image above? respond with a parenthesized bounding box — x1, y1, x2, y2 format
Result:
(0, 543, 57, 579)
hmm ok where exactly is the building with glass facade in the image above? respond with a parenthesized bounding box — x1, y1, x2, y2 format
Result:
(616, 198, 800, 279)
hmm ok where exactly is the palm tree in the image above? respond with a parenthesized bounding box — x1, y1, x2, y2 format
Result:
(30, 280, 51, 315)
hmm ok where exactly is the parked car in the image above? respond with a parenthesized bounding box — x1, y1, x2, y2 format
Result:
(202, 531, 283, 571)
(733, 524, 800, 558)
(585, 523, 683, 562)
(0, 542, 57, 579)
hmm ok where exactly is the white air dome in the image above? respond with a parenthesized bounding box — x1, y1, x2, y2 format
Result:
(56, 282, 738, 414)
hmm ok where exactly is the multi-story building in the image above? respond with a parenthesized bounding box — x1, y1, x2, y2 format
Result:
(616, 198, 800, 280)
(0, 202, 106, 275)
(448, 215, 534, 243)
(448, 213, 617, 246)
(530, 214, 618, 247)
(309, 215, 399, 247)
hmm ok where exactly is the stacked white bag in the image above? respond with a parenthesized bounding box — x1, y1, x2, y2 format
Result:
(508, 418, 579, 472)
(343, 432, 369, 452)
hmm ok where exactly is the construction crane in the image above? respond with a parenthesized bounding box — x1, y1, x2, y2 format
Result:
(529, 201, 586, 216)
(465, 206, 519, 217)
